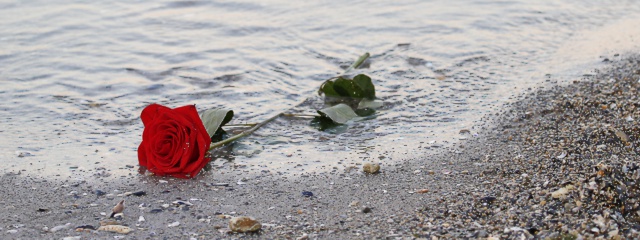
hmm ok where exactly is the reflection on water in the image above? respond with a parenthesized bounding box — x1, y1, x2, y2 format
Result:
(1, 0, 640, 178)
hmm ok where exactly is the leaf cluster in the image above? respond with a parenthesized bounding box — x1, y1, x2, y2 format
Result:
(319, 74, 375, 99)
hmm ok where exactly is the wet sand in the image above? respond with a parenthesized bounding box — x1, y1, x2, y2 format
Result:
(1, 55, 639, 239)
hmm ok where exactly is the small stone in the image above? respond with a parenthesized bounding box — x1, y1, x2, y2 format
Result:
(363, 162, 380, 174)
(132, 191, 146, 196)
(551, 185, 573, 199)
(349, 201, 360, 207)
(150, 209, 163, 213)
(362, 207, 372, 213)
(297, 233, 309, 240)
(7, 229, 18, 234)
(172, 200, 193, 206)
(98, 225, 133, 234)
(168, 221, 180, 227)
(50, 223, 71, 232)
(75, 225, 96, 231)
(159, 180, 168, 183)
(416, 189, 429, 194)
(229, 216, 261, 233)
(302, 191, 313, 197)
(138, 216, 145, 222)
(477, 230, 488, 238)
(162, 204, 170, 209)
(62, 237, 81, 240)
(95, 190, 106, 196)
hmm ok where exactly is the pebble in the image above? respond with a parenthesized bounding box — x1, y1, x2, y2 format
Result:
(138, 216, 145, 222)
(168, 221, 180, 227)
(75, 225, 96, 231)
(229, 216, 262, 233)
(162, 204, 170, 208)
(362, 207, 372, 213)
(363, 162, 380, 174)
(62, 237, 81, 240)
(172, 200, 193, 206)
(159, 180, 168, 183)
(50, 223, 71, 232)
(302, 191, 313, 197)
(7, 229, 18, 234)
(95, 189, 106, 196)
(551, 185, 573, 199)
(98, 225, 133, 234)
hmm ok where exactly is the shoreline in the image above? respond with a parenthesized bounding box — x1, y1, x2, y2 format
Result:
(1, 55, 639, 239)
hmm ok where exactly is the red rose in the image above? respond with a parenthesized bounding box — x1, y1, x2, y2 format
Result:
(138, 104, 212, 178)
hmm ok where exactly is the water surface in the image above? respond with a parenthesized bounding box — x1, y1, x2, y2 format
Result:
(1, 0, 640, 178)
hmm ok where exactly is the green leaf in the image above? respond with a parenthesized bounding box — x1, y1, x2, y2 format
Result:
(200, 109, 234, 139)
(353, 74, 375, 99)
(319, 80, 340, 97)
(317, 74, 376, 100)
(357, 99, 383, 109)
(317, 103, 359, 124)
(332, 77, 362, 98)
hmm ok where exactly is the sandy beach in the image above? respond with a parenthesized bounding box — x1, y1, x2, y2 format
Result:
(1, 55, 639, 239)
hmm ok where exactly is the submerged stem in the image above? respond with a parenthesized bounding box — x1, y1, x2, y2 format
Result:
(282, 113, 321, 118)
(208, 113, 282, 150)
(224, 123, 258, 127)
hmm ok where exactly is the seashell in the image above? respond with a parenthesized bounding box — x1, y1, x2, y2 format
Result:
(97, 225, 133, 234)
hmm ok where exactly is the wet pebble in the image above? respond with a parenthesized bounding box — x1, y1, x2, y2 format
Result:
(95, 189, 106, 196)
(362, 207, 372, 213)
(229, 216, 262, 233)
(363, 162, 380, 174)
(302, 191, 313, 197)
(150, 209, 163, 213)
(98, 225, 133, 234)
(62, 237, 81, 240)
(75, 225, 96, 231)
(50, 223, 71, 232)
(172, 200, 193, 206)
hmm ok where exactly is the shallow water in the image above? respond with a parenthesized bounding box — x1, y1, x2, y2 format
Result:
(1, 0, 640, 178)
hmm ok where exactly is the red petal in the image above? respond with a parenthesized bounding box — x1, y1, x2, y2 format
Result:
(140, 104, 170, 127)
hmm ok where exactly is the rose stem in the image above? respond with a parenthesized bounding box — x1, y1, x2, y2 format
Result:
(223, 123, 258, 127)
(282, 113, 321, 118)
(209, 113, 282, 150)
(208, 52, 370, 150)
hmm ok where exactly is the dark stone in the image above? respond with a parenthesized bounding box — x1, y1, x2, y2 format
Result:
(362, 207, 372, 213)
(132, 191, 146, 196)
(76, 225, 96, 230)
(95, 190, 106, 196)
(150, 209, 163, 213)
(302, 191, 313, 197)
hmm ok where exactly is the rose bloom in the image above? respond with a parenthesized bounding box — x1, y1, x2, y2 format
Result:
(138, 104, 212, 178)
